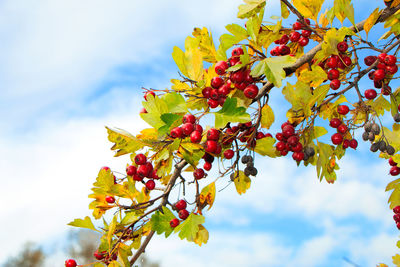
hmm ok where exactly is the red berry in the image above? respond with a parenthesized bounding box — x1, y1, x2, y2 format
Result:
(386, 64, 398, 75)
(276, 141, 286, 151)
(138, 163, 152, 178)
(178, 209, 190, 220)
(292, 142, 303, 152)
(175, 200, 187, 210)
(378, 53, 387, 62)
(289, 31, 301, 42)
(298, 37, 309, 46)
(393, 205, 400, 214)
(293, 22, 302, 30)
(276, 132, 284, 141)
(287, 135, 299, 146)
(230, 70, 246, 83)
(218, 84, 231, 96)
(301, 30, 311, 38)
(278, 45, 291, 55)
(105, 196, 115, 204)
(229, 56, 241, 66)
(224, 149, 234, 159)
(328, 69, 340, 80)
(256, 132, 265, 139)
(203, 153, 215, 163)
(330, 79, 341, 90)
(342, 139, 350, 149)
(292, 151, 305, 161)
(331, 133, 343, 145)
(202, 87, 212, 98)
(194, 168, 205, 179)
(65, 259, 77, 267)
(349, 139, 358, 149)
(326, 57, 338, 69)
(195, 124, 203, 133)
(145, 180, 155, 190)
(394, 214, 400, 222)
(208, 99, 219, 108)
(364, 55, 377, 66)
(150, 170, 160, 180)
(135, 154, 147, 165)
(389, 158, 398, 166)
(203, 161, 212, 171)
(337, 105, 349, 115)
(183, 114, 196, 124)
(207, 128, 220, 140)
(94, 250, 105, 260)
(390, 166, 400, 176)
(329, 118, 341, 128)
(126, 165, 137, 176)
(210, 89, 219, 100)
(144, 91, 156, 100)
(244, 84, 259, 99)
(215, 60, 229, 75)
(270, 47, 280, 56)
(373, 69, 386, 81)
(133, 174, 143, 181)
(232, 47, 244, 57)
(280, 34, 289, 44)
(101, 166, 110, 171)
(338, 124, 348, 134)
(182, 123, 195, 136)
(170, 127, 183, 139)
(397, 222, 400, 230)
(205, 140, 218, 153)
(364, 89, 377, 100)
(337, 41, 348, 52)
(282, 125, 295, 138)
(211, 77, 224, 89)
(170, 218, 180, 228)
(342, 56, 352, 66)
(190, 130, 202, 143)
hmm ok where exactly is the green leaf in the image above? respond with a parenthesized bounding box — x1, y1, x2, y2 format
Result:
(106, 127, 145, 157)
(174, 213, 205, 242)
(67, 216, 98, 232)
(233, 170, 251, 195)
(261, 104, 274, 129)
(120, 211, 138, 225)
(150, 206, 176, 238)
(315, 27, 355, 62)
(237, 0, 266, 19)
(172, 46, 188, 77)
(108, 215, 118, 247)
(370, 95, 391, 116)
(225, 24, 248, 40)
(282, 81, 313, 116)
(162, 92, 188, 114)
(253, 136, 277, 157)
(253, 56, 296, 88)
(214, 97, 251, 128)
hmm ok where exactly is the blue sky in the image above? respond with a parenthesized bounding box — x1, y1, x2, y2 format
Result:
(0, 0, 399, 266)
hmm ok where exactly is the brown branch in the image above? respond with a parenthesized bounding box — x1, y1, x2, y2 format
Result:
(253, 3, 400, 102)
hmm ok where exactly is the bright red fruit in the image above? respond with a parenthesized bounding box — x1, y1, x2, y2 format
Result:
(211, 77, 224, 89)
(282, 125, 295, 138)
(138, 163, 153, 178)
(330, 79, 341, 90)
(139, 108, 147, 114)
(205, 140, 217, 153)
(289, 31, 301, 42)
(276, 141, 286, 151)
(94, 250, 105, 260)
(329, 118, 341, 128)
(144, 91, 156, 100)
(364, 89, 377, 100)
(190, 130, 202, 143)
(328, 69, 340, 80)
(342, 139, 350, 149)
(337, 41, 348, 52)
(170, 218, 180, 228)
(389, 158, 398, 166)
(179, 209, 190, 220)
(393, 206, 400, 214)
(207, 128, 220, 140)
(298, 37, 309, 46)
(373, 69, 385, 81)
(338, 124, 348, 134)
(134, 154, 147, 165)
(208, 99, 219, 108)
(145, 180, 155, 190)
(390, 166, 400, 176)
(170, 127, 183, 139)
(224, 149, 234, 159)
(349, 139, 358, 149)
(126, 165, 137, 176)
(105, 196, 115, 204)
(215, 60, 229, 75)
(337, 105, 349, 115)
(378, 53, 387, 62)
(342, 56, 352, 66)
(232, 47, 244, 57)
(202, 87, 212, 98)
(301, 30, 311, 38)
(203, 161, 212, 171)
(65, 259, 77, 267)
(331, 133, 343, 145)
(175, 200, 187, 210)
(278, 45, 290, 55)
(101, 166, 110, 171)
(326, 57, 338, 69)
(183, 114, 196, 124)
(386, 64, 398, 75)
(194, 168, 205, 179)
(293, 22, 302, 30)
(182, 123, 195, 136)
(292, 152, 305, 161)
(394, 214, 400, 222)
(280, 34, 289, 44)
(244, 84, 259, 99)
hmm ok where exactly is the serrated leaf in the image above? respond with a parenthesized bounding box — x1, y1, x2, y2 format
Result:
(364, 8, 381, 38)
(225, 24, 248, 40)
(253, 136, 277, 157)
(194, 225, 209, 246)
(174, 213, 205, 242)
(150, 206, 176, 238)
(253, 56, 296, 88)
(370, 95, 391, 116)
(120, 211, 138, 225)
(199, 182, 216, 210)
(214, 97, 251, 128)
(67, 216, 98, 232)
(233, 170, 251, 195)
(292, 0, 324, 22)
(192, 27, 220, 62)
(261, 105, 275, 129)
(298, 66, 327, 88)
(106, 127, 145, 157)
(162, 92, 188, 114)
(237, 0, 266, 19)
(314, 27, 355, 62)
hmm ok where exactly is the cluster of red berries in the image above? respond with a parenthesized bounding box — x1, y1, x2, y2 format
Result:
(271, 19, 312, 56)
(206, 47, 259, 107)
(365, 53, 398, 99)
(389, 157, 400, 176)
(329, 114, 358, 149)
(222, 122, 272, 149)
(318, 41, 351, 90)
(170, 199, 190, 228)
(275, 122, 315, 162)
(393, 205, 400, 230)
(126, 153, 159, 190)
(170, 114, 203, 142)
(93, 249, 117, 264)
(65, 259, 77, 267)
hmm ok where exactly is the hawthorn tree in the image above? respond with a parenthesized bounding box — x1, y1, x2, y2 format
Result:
(65, 0, 400, 266)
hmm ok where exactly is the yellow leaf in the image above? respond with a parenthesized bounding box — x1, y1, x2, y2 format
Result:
(393, 254, 400, 266)
(108, 215, 117, 247)
(392, 0, 400, 7)
(280, 0, 290, 18)
(364, 8, 381, 38)
(261, 105, 275, 129)
(298, 66, 327, 88)
(253, 136, 277, 157)
(199, 182, 216, 210)
(233, 170, 251, 195)
(194, 225, 209, 246)
(192, 27, 220, 62)
(292, 0, 324, 22)
(319, 9, 329, 28)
